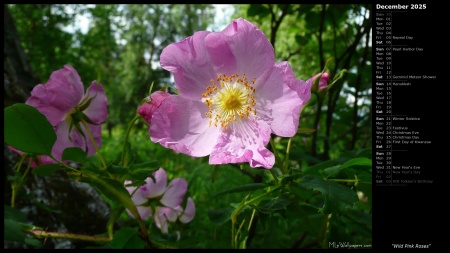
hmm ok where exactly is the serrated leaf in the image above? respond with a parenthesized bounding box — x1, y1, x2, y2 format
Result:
(32, 164, 61, 176)
(207, 208, 233, 226)
(62, 147, 87, 163)
(4, 104, 56, 155)
(214, 183, 268, 197)
(111, 228, 146, 249)
(257, 193, 293, 214)
(299, 175, 358, 214)
(280, 173, 302, 186)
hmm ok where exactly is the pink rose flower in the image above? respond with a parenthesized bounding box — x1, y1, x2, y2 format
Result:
(146, 18, 311, 169)
(9, 65, 108, 167)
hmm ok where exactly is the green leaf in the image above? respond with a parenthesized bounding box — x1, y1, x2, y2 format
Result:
(129, 168, 158, 181)
(4, 205, 26, 222)
(324, 158, 372, 178)
(302, 160, 340, 176)
(111, 228, 146, 249)
(323, 165, 343, 178)
(339, 157, 372, 170)
(107, 165, 129, 175)
(299, 175, 358, 214)
(24, 238, 43, 248)
(257, 193, 293, 214)
(280, 173, 302, 186)
(207, 208, 233, 226)
(214, 183, 268, 196)
(4, 219, 26, 243)
(32, 164, 61, 176)
(128, 161, 159, 170)
(4, 104, 56, 155)
(62, 147, 87, 163)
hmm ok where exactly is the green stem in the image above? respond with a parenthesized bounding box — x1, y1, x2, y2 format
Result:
(11, 155, 27, 208)
(322, 213, 332, 248)
(284, 137, 293, 174)
(107, 207, 125, 240)
(121, 114, 141, 166)
(81, 120, 107, 170)
(231, 187, 279, 248)
(25, 227, 111, 243)
(269, 137, 284, 172)
(48, 155, 81, 173)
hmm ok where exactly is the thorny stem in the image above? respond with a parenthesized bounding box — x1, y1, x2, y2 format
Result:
(25, 228, 111, 243)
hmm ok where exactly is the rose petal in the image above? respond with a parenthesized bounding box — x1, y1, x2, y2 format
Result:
(144, 168, 168, 199)
(254, 62, 309, 137)
(160, 178, 187, 208)
(160, 31, 216, 101)
(150, 95, 221, 157)
(26, 65, 84, 125)
(179, 197, 195, 223)
(205, 18, 275, 81)
(209, 118, 274, 169)
(154, 207, 177, 234)
(83, 81, 108, 124)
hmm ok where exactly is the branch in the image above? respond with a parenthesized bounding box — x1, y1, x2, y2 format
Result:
(25, 228, 111, 243)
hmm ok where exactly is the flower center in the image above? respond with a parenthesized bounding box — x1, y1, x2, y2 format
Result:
(202, 73, 257, 129)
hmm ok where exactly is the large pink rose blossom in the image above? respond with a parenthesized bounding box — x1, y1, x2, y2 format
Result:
(144, 18, 311, 169)
(9, 65, 108, 167)
(125, 168, 195, 234)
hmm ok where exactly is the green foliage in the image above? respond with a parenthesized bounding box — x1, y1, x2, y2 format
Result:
(32, 164, 61, 176)
(62, 147, 88, 163)
(111, 228, 147, 249)
(4, 103, 56, 156)
(299, 175, 358, 214)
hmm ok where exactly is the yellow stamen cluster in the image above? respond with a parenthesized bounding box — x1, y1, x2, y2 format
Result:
(202, 73, 257, 129)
